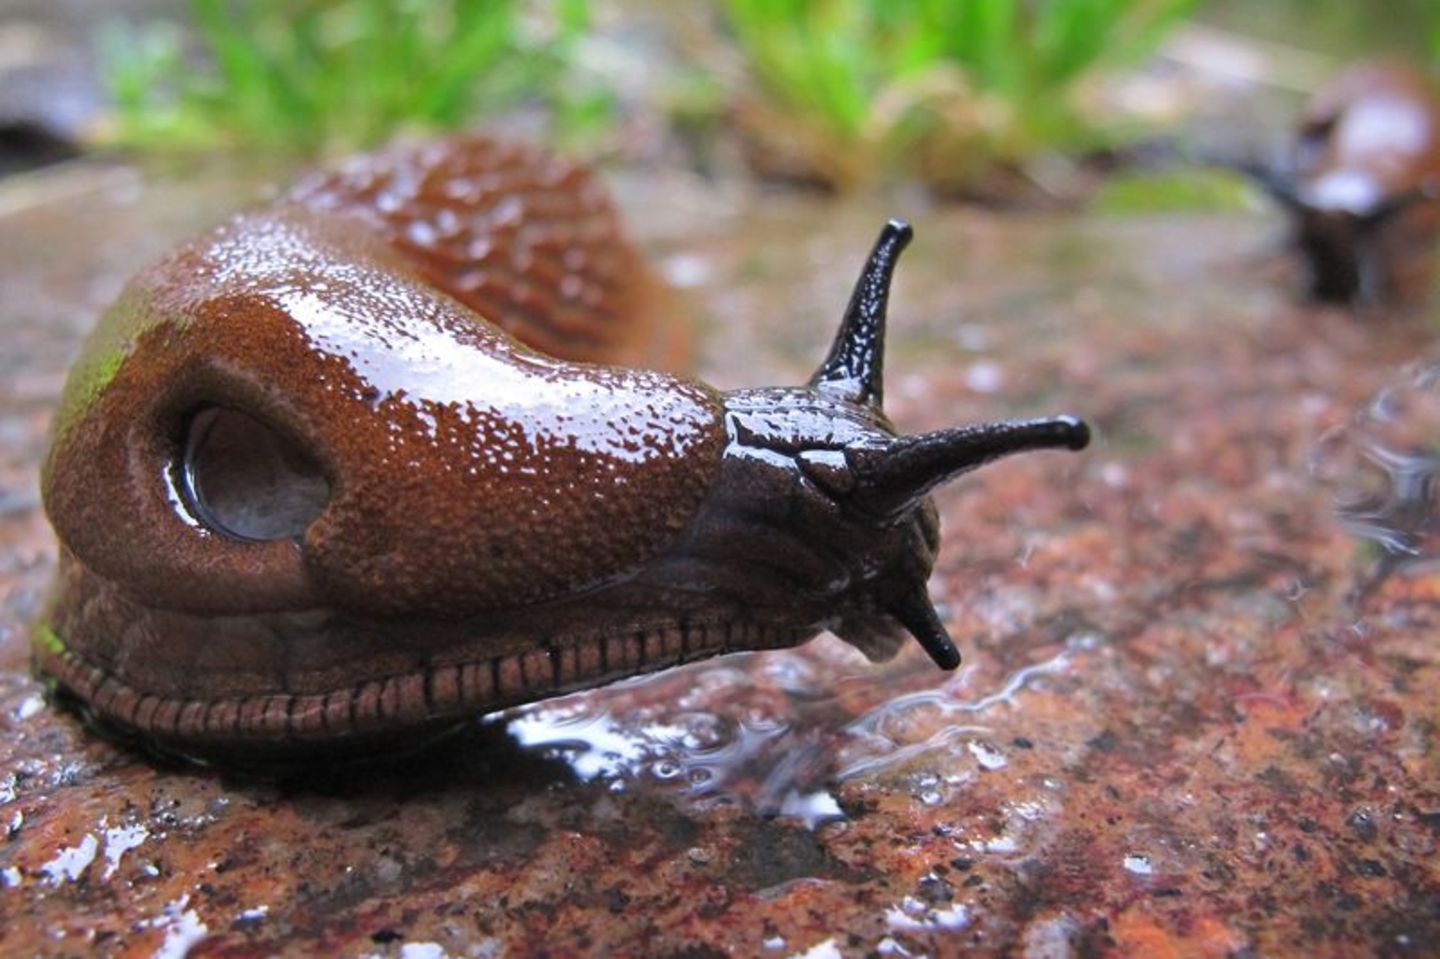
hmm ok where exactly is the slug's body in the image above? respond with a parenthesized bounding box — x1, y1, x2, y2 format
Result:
(1256, 62, 1440, 305)
(36, 137, 1088, 763)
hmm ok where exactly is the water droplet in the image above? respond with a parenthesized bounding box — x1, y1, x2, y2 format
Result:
(40, 833, 98, 885)
(140, 895, 209, 959)
(1312, 362, 1440, 561)
(899, 895, 928, 918)
(102, 823, 149, 880)
(778, 789, 843, 828)
(662, 253, 712, 289)
(11, 694, 43, 721)
(787, 938, 842, 959)
(968, 739, 1009, 770)
(886, 899, 972, 932)
(965, 360, 1005, 393)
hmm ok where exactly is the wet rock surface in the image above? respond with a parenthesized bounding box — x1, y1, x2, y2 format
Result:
(2, 164, 1439, 958)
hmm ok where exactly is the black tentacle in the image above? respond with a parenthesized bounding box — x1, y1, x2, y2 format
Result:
(851, 416, 1090, 519)
(810, 219, 912, 407)
(882, 584, 960, 670)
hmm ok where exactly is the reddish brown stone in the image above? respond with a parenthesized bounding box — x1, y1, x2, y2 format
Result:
(1, 168, 1438, 957)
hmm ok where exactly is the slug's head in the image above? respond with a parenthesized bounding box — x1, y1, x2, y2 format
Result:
(700, 221, 1089, 670)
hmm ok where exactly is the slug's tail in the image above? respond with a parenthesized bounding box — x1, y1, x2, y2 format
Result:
(815, 220, 1091, 671)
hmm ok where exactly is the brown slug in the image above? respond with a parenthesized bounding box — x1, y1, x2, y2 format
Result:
(34, 136, 1089, 764)
(1248, 61, 1440, 305)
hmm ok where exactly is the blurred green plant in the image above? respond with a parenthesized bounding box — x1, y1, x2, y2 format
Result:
(1091, 168, 1256, 213)
(723, 0, 1200, 195)
(1200, 0, 1436, 62)
(100, 0, 611, 156)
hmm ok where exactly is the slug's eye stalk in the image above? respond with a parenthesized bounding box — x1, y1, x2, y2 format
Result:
(850, 416, 1091, 521)
(810, 218, 912, 407)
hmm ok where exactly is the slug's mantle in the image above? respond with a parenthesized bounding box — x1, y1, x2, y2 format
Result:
(34, 139, 1088, 763)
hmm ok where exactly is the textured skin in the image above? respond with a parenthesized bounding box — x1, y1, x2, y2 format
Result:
(1289, 62, 1440, 304)
(43, 206, 725, 619)
(288, 137, 686, 367)
(41, 551, 808, 754)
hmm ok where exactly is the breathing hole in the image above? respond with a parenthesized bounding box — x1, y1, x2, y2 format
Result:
(181, 407, 330, 542)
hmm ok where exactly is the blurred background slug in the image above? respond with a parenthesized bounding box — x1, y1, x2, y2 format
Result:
(33, 137, 1089, 764)
(1250, 61, 1440, 306)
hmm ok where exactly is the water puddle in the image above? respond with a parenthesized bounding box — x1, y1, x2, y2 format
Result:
(1312, 361, 1440, 567)
(498, 632, 1077, 827)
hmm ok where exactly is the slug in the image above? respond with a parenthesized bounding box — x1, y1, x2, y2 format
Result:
(34, 136, 1089, 763)
(1246, 61, 1440, 305)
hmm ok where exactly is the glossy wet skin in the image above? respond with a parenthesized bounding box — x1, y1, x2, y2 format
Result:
(45, 207, 724, 619)
(1279, 62, 1440, 305)
(35, 139, 1088, 763)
